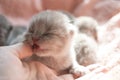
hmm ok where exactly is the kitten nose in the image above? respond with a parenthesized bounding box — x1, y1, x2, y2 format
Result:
(31, 37, 39, 49)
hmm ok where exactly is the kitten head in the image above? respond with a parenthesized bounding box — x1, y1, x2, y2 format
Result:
(25, 10, 77, 57)
(75, 16, 98, 41)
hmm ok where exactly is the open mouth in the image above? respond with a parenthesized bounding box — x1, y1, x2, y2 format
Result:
(32, 43, 49, 51)
(32, 43, 39, 50)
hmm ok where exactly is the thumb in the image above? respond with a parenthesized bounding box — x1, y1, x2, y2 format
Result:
(4, 42, 33, 59)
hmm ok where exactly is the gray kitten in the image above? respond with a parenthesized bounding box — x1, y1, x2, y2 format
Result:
(74, 16, 98, 66)
(9, 11, 98, 78)
(7, 26, 27, 45)
(57, 13, 98, 66)
(0, 15, 12, 46)
(23, 10, 89, 78)
(75, 16, 98, 41)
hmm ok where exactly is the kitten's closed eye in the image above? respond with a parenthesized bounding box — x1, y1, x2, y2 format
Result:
(43, 33, 52, 36)
(42, 33, 56, 40)
(29, 27, 34, 33)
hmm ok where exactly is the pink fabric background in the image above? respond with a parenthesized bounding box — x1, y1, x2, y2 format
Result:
(0, 0, 120, 26)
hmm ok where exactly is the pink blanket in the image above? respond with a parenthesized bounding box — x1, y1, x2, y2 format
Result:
(76, 13, 120, 80)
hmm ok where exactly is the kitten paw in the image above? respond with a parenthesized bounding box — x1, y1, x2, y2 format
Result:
(70, 65, 90, 79)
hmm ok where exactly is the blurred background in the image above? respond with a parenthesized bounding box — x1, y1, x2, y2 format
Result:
(0, 0, 120, 46)
(0, 0, 120, 26)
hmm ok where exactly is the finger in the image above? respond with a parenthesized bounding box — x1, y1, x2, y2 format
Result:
(59, 74, 74, 80)
(33, 62, 61, 80)
(0, 42, 33, 59)
(0, 46, 28, 80)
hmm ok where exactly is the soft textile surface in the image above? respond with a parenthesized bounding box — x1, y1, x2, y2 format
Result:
(0, 0, 120, 25)
(76, 13, 120, 80)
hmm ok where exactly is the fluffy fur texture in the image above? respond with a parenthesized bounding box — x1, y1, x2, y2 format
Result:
(75, 16, 98, 41)
(9, 11, 98, 77)
(0, 15, 12, 46)
(7, 26, 27, 45)
(74, 16, 98, 66)
(24, 10, 88, 77)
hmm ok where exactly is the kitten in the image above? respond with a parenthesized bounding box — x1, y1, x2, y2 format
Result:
(9, 11, 98, 78)
(7, 26, 27, 45)
(0, 15, 12, 46)
(58, 13, 98, 66)
(23, 10, 89, 78)
(75, 16, 98, 41)
(74, 16, 98, 66)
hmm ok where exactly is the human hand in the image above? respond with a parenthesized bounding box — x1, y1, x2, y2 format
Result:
(0, 43, 74, 80)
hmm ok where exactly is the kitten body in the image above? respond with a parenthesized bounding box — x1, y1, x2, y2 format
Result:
(0, 15, 12, 46)
(7, 26, 27, 45)
(9, 11, 98, 77)
(24, 10, 86, 76)
(74, 16, 98, 66)
(60, 13, 98, 66)
(75, 16, 98, 41)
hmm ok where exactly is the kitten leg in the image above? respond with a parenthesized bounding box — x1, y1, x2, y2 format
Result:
(69, 49, 90, 78)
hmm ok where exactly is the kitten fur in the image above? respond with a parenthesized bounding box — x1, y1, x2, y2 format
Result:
(0, 15, 12, 46)
(58, 13, 98, 66)
(74, 16, 98, 66)
(23, 10, 88, 76)
(7, 26, 27, 45)
(75, 16, 98, 41)
(9, 11, 98, 77)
